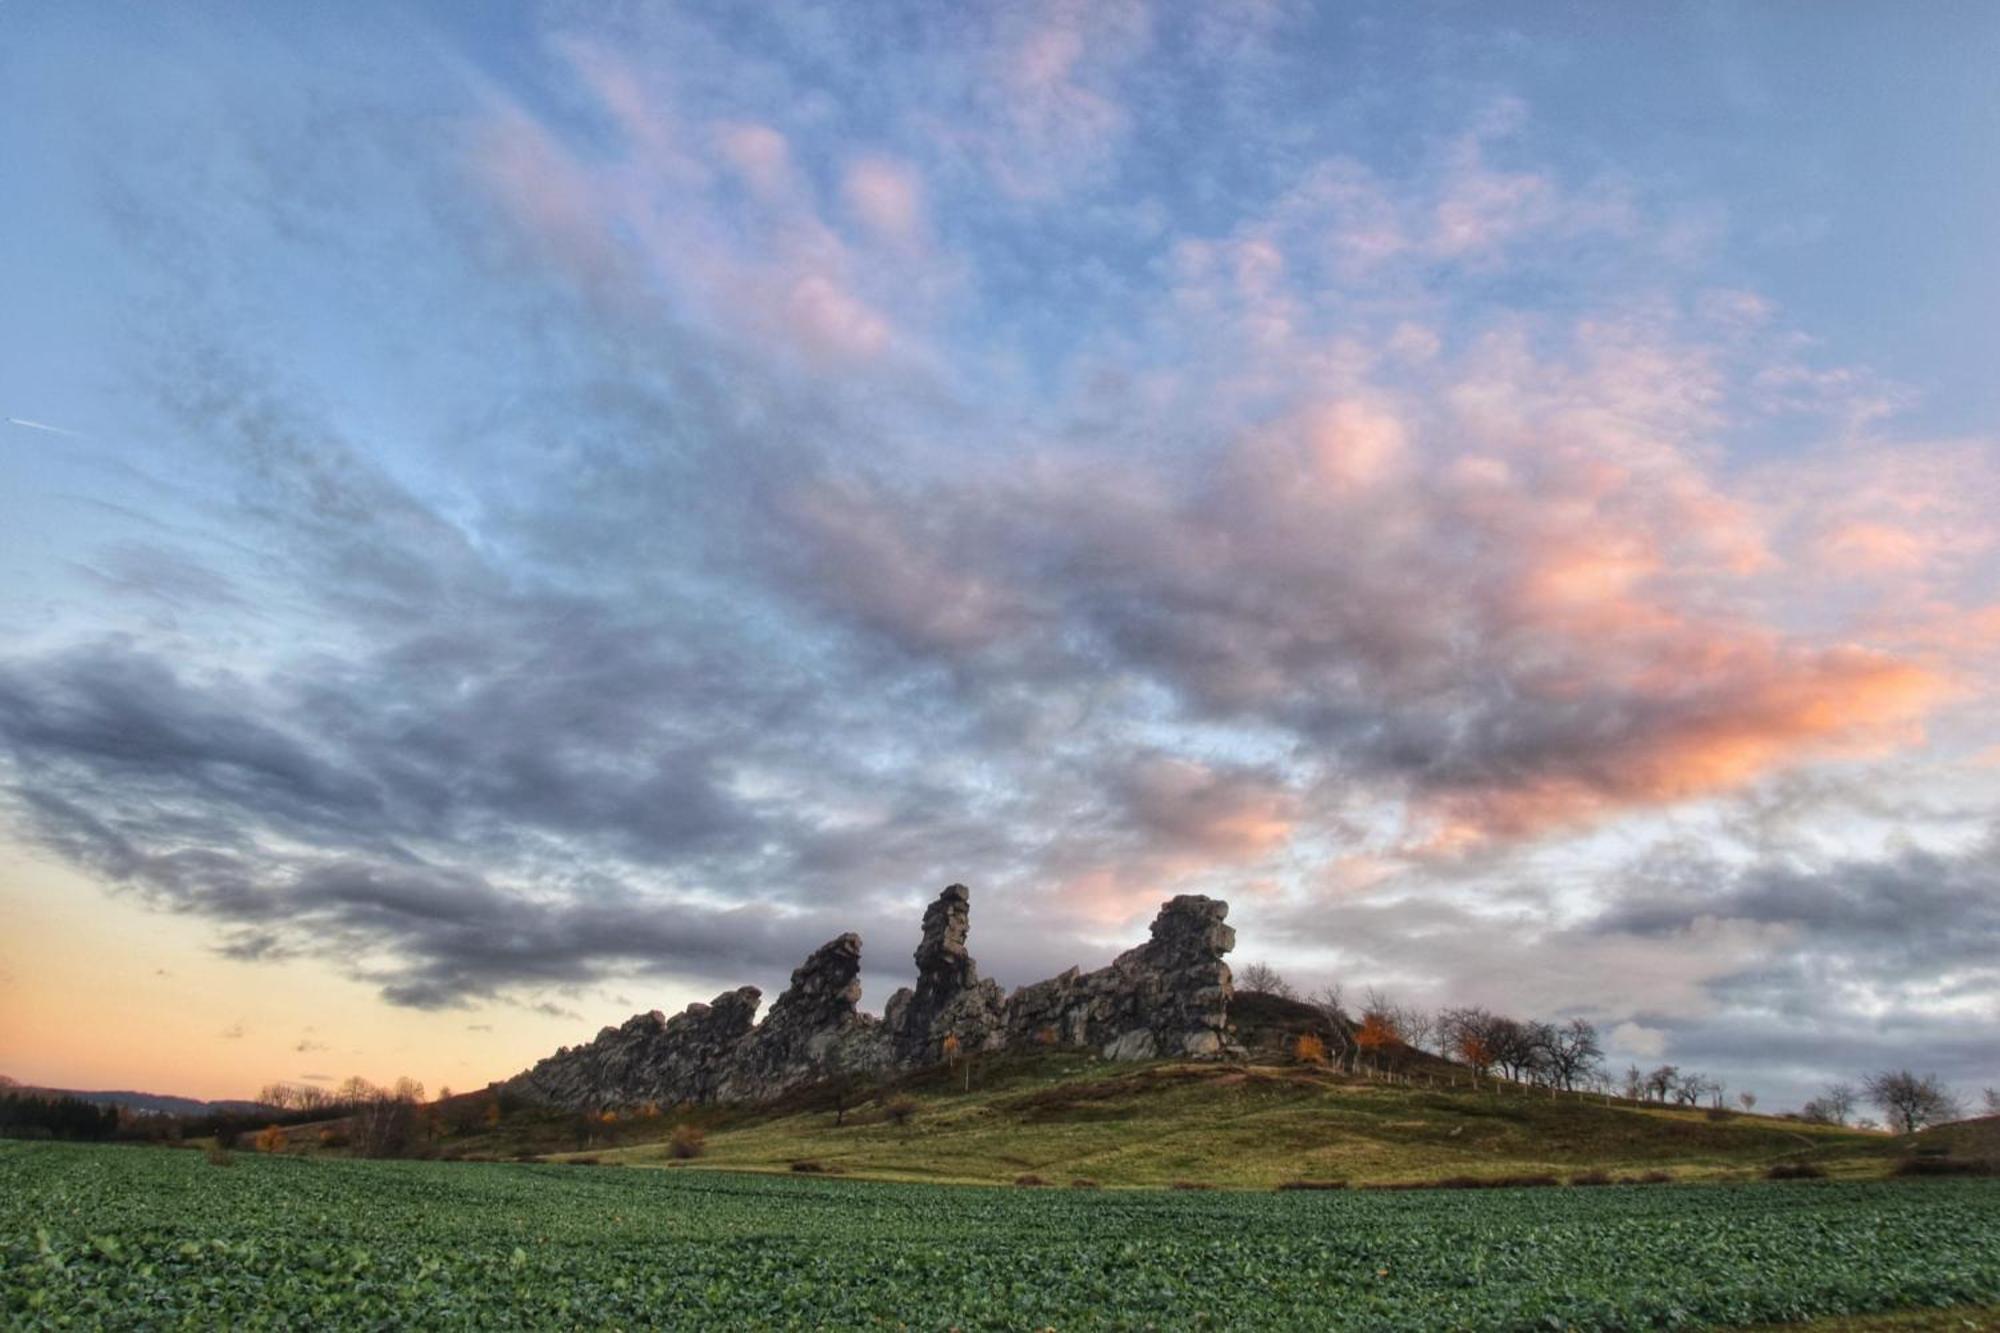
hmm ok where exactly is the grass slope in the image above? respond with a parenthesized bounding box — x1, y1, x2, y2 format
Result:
(466, 1054, 1902, 1188)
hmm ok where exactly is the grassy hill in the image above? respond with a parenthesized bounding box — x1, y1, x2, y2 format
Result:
(441, 1049, 1905, 1188)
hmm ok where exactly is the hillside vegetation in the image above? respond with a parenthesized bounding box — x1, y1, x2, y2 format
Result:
(442, 1051, 1905, 1188)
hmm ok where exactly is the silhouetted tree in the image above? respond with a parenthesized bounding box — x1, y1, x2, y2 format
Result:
(1536, 1019, 1603, 1091)
(1801, 1082, 1857, 1126)
(1864, 1070, 1963, 1134)
(1238, 962, 1295, 999)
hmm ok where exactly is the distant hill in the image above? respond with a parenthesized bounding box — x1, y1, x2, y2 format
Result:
(2, 1084, 274, 1117)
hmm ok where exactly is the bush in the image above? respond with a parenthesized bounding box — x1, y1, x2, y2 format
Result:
(881, 1095, 918, 1128)
(1294, 1033, 1328, 1065)
(1276, 1179, 1349, 1191)
(254, 1124, 287, 1154)
(668, 1125, 706, 1160)
(204, 1146, 234, 1167)
(1894, 1157, 1994, 1178)
(1365, 1174, 1560, 1191)
(1013, 1174, 1050, 1188)
(1766, 1161, 1827, 1181)
(1169, 1180, 1213, 1191)
(1068, 1178, 1101, 1189)
(790, 1160, 841, 1174)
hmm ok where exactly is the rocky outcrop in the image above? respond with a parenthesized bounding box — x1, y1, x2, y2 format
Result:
(716, 933, 889, 1102)
(503, 885, 1239, 1112)
(884, 884, 1006, 1063)
(505, 985, 760, 1111)
(1002, 895, 1240, 1060)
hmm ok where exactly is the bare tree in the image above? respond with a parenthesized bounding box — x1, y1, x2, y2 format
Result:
(1863, 1070, 1964, 1134)
(1801, 1081, 1857, 1126)
(1671, 1073, 1712, 1108)
(1623, 1065, 1644, 1101)
(349, 1077, 427, 1158)
(1643, 1065, 1680, 1103)
(1308, 985, 1354, 1070)
(1738, 1091, 1757, 1114)
(1984, 1087, 1999, 1116)
(1536, 1019, 1603, 1092)
(1238, 961, 1295, 999)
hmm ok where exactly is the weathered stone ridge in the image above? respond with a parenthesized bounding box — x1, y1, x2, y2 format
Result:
(507, 985, 760, 1111)
(1002, 894, 1239, 1061)
(503, 886, 1237, 1112)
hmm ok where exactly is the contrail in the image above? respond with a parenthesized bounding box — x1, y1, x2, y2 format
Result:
(6, 417, 89, 439)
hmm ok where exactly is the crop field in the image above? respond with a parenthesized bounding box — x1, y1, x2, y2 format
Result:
(5, 1143, 1999, 1330)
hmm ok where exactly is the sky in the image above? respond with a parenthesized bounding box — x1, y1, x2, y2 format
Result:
(1, 1, 1996, 1111)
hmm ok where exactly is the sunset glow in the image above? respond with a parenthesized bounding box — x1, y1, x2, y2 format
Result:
(1, 3, 1996, 1110)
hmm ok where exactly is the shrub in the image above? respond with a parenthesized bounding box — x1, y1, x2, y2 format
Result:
(882, 1095, 918, 1127)
(1276, 1179, 1348, 1191)
(1068, 1178, 1101, 1189)
(668, 1125, 706, 1160)
(1569, 1171, 1615, 1187)
(204, 1146, 234, 1167)
(790, 1160, 841, 1174)
(1894, 1157, 1994, 1178)
(254, 1124, 287, 1154)
(1169, 1180, 1213, 1191)
(1365, 1174, 1559, 1191)
(1293, 1033, 1328, 1065)
(1766, 1162, 1827, 1181)
(1013, 1174, 1050, 1188)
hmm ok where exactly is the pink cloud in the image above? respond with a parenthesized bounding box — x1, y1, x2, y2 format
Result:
(842, 155, 926, 244)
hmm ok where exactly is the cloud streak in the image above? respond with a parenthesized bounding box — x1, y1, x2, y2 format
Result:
(0, 1, 1993, 1107)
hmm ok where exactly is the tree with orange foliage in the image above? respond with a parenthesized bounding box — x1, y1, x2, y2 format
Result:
(940, 1033, 961, 1065)
(1354, 1012, 1399, 1074)
(254, 1123, 286, 1154)
(1294, 1032, 1328, 1065)
(1457, 1034, 1494, 1087)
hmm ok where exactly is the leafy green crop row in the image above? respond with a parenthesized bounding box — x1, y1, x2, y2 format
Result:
(4, 1142, 1997, 1329)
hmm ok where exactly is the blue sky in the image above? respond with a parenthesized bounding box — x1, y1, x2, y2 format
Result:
(1, 1, 1995, 1109)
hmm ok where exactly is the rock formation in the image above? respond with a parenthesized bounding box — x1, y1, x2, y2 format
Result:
(884, 884, 1006, 1063)
(503, 885, 1239, 1112)
(716, 933, 888, 1102)
(507, 986, 759, 1111)
(1002, 895, 1240, 1060)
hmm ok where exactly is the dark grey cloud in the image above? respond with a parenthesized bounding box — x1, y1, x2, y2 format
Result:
(1597, 830, 2000, 984)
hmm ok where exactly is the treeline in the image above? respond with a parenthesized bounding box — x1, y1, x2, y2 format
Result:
(0, 1092, 122, 1141)
(1242, 965, 1984, 1133)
